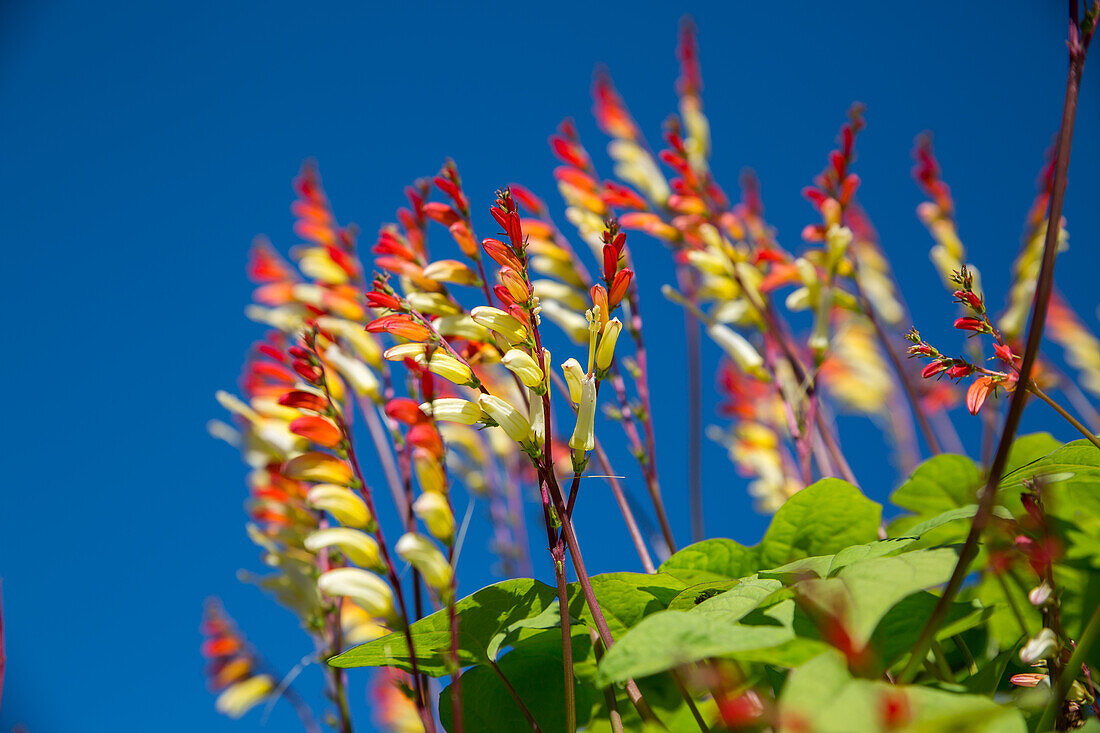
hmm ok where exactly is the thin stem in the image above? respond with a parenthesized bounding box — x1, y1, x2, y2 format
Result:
(314, 370, 435, 731)
(589, 628, 626, 733)
(622, 285, 677, 553)
(359, 397, 408, 519)
(1036, 601, 1100, 732)
(550, 370, 656, 572)
(488, 660, 544, 732)
(555, 550, 578, 733)
(854, 282, 943, 455)
(681, 268, 705, 543)
(672, 671, 711, 732)
(279, 684, 323, 733)
(898, 12, 1090, 683)
(1027, 382, 1100, 450)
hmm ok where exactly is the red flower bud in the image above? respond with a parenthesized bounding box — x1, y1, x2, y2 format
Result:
(953, 290, 984, 312)
(367, 291, 402, 310)
(609, 269, 633, 308)
(994, 342, 1016, 364)
(385, 397, 425, 425)
(954, 317, 986, 332)
(289, 415, 343, 448)
(922, 362, 948, 379)
(946, 364, 973, 379)
(278, 390, 328, 412)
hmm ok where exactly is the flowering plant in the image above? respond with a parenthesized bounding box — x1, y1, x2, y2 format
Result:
(204, 7, 1100, 732)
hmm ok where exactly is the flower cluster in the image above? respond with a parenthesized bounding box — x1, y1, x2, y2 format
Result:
(201, 600, 276, 720)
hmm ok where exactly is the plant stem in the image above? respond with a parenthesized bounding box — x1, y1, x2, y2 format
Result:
(853, 281, 943, 455)
(1027, 382, 1100, 450)
(359, 397, 408, 519)
(680, 268, 705, 543)
(555, 551, 578, 733)
(1037, 601, 1100, 732)
(672, 671, 711, 732)
(550, 370, 656, 572)
(488, 660, 544, 732)
(898, 8, 1091, 683)
(589, 629, 626, 733)
(280, 684, 323, 733)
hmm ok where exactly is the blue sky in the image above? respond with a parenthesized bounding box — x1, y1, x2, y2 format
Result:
(2, 1, 1098, 730)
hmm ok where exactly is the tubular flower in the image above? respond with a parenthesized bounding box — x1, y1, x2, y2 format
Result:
(595, 317, 623, 372)
(304, 527, 382, 570)
(323, 343, 381, 400)
(283, 451, 353, 485)
(201, 601, 275, 720)
(966, 376, 998, 415)
(527, 388, 546, 447)
(288, 415, 343, 449)
(478, 394, 534, 447)
(307, 485, 371, 528)
(425, 351, 474, 386)
(413, 491, 456, 543)
(561, 358, 585, 404)
(421, 259, 479, 286)
(707, 324, 766, 379)
(317, 567, 396, 622)
(470, 306, 530, 344)
(420, 398, 481, 425)
(413, 447, 446, 494)
(395, 532, 454, 597)
(569, 375, 598, 453)
(501, 349, 545, 389)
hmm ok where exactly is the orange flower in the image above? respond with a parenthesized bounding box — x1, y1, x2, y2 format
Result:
(289, 415, 343, 448)
(283, 451, 353, 484)
(966, 376, 996, 415)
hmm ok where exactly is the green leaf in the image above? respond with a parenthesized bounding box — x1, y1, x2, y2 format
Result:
(330, 578, 558, 675)
(596, 598, 797, 685)
(795, 547, 960, 644)
(666, 580, 741, 610)
(567, 572, 686, 638)
(961, 645, 1017, 697)
(891, 454, 982, 516)
(780, 651, 1026, 732)
(758, 478, 881, 568)
(871, 591, 994, 671)
(659, 538, 758, 584)
(438, 629, 599, 732)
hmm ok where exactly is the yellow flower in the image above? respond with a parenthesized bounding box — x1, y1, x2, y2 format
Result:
(478, 394, 533, 446)
(283, 452, 353, 484)
(422, 259, 479, 286)
(569, 375, 597, 453)
(305, 527, 383, 569)
(318, 567, 396, 622)
(420, 398, 481, 425)
(595, 318, 623, 371)
(501, 349, 545, 389)
(561, 358, 585, 404)
(470, 306, 529, 344)
(306, 484, 371, 528)
(215, 674, 275, 719)
(395, 532, 453, 597)
(706, 324, 765, 378)
(413, 492, 455, 543)
(413, 449, 446, 494)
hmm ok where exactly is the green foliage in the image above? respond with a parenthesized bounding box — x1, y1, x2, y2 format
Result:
(329, 443, 1100, 732)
